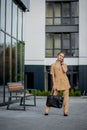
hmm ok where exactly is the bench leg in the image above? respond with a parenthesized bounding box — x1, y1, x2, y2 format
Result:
(34, 95, 36, 106)
(20, 97, 26, 111)
(20, 97, 23, 106)
(7, 97, 11, 110)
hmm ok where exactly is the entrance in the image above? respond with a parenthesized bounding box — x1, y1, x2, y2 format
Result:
(25, 72, 34, 89)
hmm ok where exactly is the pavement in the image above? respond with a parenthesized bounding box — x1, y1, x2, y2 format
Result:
(0, 96, 87, 130)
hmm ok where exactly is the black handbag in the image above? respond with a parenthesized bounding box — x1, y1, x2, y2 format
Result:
(46, 93, 64, 108)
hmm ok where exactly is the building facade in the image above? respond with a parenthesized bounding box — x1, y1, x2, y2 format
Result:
(0, 0, 29, 105)
(24, 0, 87, 95)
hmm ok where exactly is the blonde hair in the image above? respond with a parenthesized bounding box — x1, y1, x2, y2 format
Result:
(57, 52, 65, 56)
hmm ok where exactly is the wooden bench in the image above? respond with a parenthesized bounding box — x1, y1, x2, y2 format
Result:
(7, 82, 36, 110)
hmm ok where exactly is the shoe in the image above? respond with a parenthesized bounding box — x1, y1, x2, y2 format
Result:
(44, 113, 48, 116)
(64, 114, 68, 116)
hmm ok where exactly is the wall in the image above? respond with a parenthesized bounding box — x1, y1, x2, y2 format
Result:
(24, 0, 45, 65)
(79, 0, 87, 94)
(79, 0, 87, 65)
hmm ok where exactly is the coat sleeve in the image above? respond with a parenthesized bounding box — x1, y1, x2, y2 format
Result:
(50, 64, 54, 75)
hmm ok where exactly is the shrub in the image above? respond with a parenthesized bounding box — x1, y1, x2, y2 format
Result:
(29, 89, 81, 96)
(69, 89, 81, 96)
(69, 89, 75, 96)
(36, 90, 51, 96)
(74, 90, 81, 96)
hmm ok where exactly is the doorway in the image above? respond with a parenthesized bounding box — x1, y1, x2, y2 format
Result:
(26, 72, 34, 89)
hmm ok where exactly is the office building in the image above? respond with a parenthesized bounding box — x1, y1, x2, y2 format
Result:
(24, 0, 87, 95)
(0, 0, 29, 105)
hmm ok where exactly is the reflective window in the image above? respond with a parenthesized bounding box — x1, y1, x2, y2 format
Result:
(0, 32, 4, 103)
(17, 41, 21, 81)
(68, 66, 79, 90)
(6, 0, 11, 34)
(1, 0, 5, 30)
(46, 3, 53, 25)
(12, 39, 16, 82)
(71, 2, 79, 24)
(71, 2, 79, 17)
(0, 32, 4, 85)
(62, 34, 70, 49)
(46, 2, 79, 25)
(54, 34, 61, 56)
(54, 3, 61, 25)
(5, 35, 11, 83)
(12, 2, 17, 38)
(62, 3, 70, 17)
(71, 33, 79, 56)
(46, 34, 53, 57)
(21, 42, 25, 81)
(0, 0, 25, 105)
(18, 8, 22, 40)
(46, 33, 79, 57)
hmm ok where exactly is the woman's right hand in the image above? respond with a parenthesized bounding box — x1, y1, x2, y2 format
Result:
(53, 85, 57, 91)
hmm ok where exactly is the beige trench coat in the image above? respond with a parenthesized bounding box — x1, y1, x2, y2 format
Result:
(50, 61, 70, 90)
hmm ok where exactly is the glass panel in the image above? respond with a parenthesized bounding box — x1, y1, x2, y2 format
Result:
(23, 12, 25, 41)
(46, 50, 53, 57)
(54, 3, 61, 17)
(6, 0, 11, 34)
(71, 17, 79, 24)
(18, 8, 22, 40)
(71, 33, 79, 56)
(12, 1, 17, 38)
(12, 39, 16, 82)
(0, 31, 4, 103)
(62, 34, 71, 56)
(1, 0, 5, 30)
(71, 2, 79, 17)
(46, 34, 53, 49)
(5, 35, 11, 83)
(54, 49, 61, 57)
(54, 34, 61, 49)
(21, 43, 25, 81)
(54, 18, 61, 25)
(0, 32, 4, 85)
(46, 18, 53, 25)
(62, 34, 70, 49)
(17, 41, 21, 81)
(46, 3, 53, 17)
(46, 3, 53, 25)
(62, 18, 70, 25)
(62, 3, 70, 17)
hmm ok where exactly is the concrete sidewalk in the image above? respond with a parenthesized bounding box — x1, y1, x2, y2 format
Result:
(0, 96, 87, 130)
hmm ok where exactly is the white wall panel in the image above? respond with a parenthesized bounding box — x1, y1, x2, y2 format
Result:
(24, 0, 45, 65)
(79, 0, 87, 65)
(44, 58, 79, 66)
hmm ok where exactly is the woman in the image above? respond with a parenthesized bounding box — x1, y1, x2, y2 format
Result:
(44, 52, 70, 116)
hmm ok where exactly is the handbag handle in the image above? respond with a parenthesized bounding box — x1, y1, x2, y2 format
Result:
(51, 89, 62, 96)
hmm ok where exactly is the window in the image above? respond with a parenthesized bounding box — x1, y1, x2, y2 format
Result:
(1, 0, 5, 30)
(46, 1, 79, 25)
(0, 32, 4, 85)
(67, 66, 79, 90)
(0, 0, 25, 105)
(6, 0, 11, 34)
(12, 2, 17, 38)
(54, 3, 61, 25)
(45, 33, 79, 57)
(5, 35, 11, 83)
(12, 39, 16, 82)
(46, 33, 53, 57)
(18, 8, 22, 40)
(46, 3, 53, 25)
